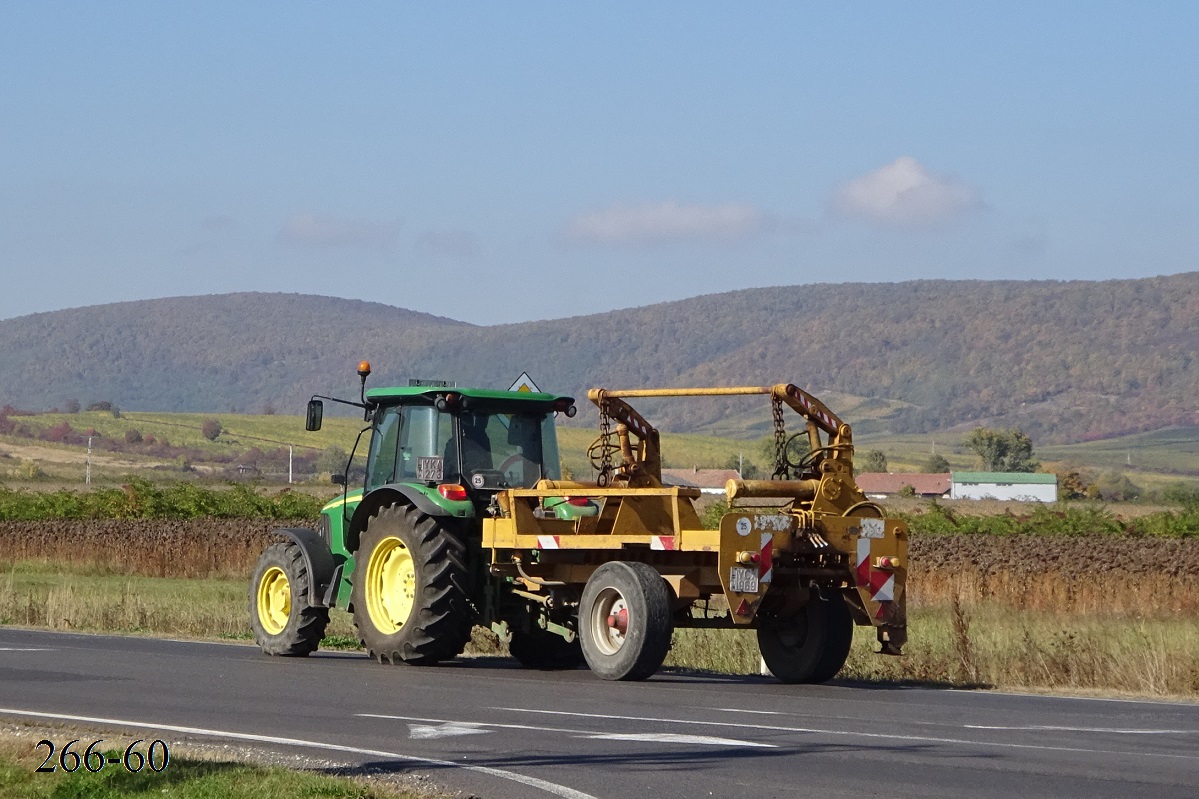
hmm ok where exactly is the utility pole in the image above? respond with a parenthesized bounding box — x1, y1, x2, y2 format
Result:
(85, 436, 92, 485)
(289, 445, 294, 484)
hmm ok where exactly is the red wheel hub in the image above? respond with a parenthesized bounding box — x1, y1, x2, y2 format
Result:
(607, 607, 629, 635)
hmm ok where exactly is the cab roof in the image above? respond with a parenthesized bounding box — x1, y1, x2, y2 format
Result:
(364, 385, 573, 407)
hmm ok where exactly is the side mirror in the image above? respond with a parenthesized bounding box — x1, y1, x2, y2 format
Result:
(331, 473, 347, 486)
(306, 399, 324, 431)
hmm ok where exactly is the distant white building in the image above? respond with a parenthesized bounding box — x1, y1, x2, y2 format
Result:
(950, 471, 1057, 502)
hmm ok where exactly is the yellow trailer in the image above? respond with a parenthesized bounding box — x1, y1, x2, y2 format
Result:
(481, 384, 907, 682)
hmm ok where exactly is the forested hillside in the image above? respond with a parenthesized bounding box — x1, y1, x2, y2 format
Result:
(1, 274, 1196, 443)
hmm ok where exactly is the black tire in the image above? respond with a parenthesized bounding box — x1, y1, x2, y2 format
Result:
(351, 503, 473, 665)
(509, 628, 584, 670)
(578, 561, 673, 681)
(249, 541, 329, 656)
(757, 596, 854, 684)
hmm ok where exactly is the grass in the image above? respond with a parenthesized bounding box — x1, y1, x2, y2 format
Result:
(0, 566, 356, 644)
(666, 591, 1199, 697)
(4, 559, 1197, 698)
(0, 728, 436, 799)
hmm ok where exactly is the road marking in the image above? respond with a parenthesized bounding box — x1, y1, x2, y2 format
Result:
(493, 707, 1199, 761)
(966, 725, 1197, 735)
(0, 708, 597, 799)
(359, 712, 775, 749)
(408, 722, 491, 740)
(583, 732, 774, 748)
(0, 647, 54, 651)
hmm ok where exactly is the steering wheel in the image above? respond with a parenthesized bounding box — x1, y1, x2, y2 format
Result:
(498, 453, 537, 482)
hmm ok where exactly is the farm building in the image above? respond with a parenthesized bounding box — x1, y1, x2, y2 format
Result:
(855, 472, 951, 500)
(660, 468, 742, 495)
(950, 471, 1057, 502)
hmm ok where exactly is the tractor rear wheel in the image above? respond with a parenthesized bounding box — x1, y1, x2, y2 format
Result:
(249, 541, 329, 656)
(757, 596, 853, 684)
(351, 503, 473, 665)
(578, 561, 673, 681)
(509, 628, 584, 670)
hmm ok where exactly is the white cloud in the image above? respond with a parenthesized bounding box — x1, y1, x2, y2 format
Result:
(831, 157, 980, 227)
(567, 201, 771, 245)
(278, 212, 400, 249)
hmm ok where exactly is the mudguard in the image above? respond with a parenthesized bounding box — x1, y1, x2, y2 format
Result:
(271, 527, 338, 608)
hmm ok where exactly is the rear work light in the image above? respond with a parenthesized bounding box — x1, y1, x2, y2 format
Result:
(438, 484, 469, 501)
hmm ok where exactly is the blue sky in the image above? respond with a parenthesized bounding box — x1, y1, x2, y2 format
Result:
(2, 2, 1196, 324)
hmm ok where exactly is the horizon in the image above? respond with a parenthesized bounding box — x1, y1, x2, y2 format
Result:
(3, 270, 1196, 326)
(3, 4, 1196, 325)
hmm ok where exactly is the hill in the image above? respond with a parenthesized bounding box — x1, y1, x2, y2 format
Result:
(1, 275, 1197, 443)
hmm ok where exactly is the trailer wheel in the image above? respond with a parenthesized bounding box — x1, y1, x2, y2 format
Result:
(509, 628, 584, 670)
(578, 562, 673, 681)
(249, 541, 329, 656)
(757, 596, 853, 684)
(351, 503, 473, 665)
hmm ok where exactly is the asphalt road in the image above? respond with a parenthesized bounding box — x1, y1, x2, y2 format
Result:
(2, 628, 1198, 799)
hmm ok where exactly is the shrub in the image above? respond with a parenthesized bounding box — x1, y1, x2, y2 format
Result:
(201, 419, 222, 441)
(0, 479, 324, 520)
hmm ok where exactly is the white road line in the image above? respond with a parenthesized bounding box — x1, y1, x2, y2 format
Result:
(0, 708, 597, 799)
(358, 712, 775, 749)
(492, 707, 1199, 761)
(0, 647, 55, 652)
(966, 725, 1196, 735)
(583, 733, 774, 749)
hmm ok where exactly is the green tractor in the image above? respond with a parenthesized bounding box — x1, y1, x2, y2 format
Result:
(249, 362, 587, 669)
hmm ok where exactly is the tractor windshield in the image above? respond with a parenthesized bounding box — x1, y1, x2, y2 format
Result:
(366, 403, 560, 492)
(454, 410, 561, 489)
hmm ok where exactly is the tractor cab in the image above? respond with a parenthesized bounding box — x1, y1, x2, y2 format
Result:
(363, 392, 570, 500)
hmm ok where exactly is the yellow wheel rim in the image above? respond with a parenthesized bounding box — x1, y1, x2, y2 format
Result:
(256, 566, 291, 635)
(365, 536, 416, 634)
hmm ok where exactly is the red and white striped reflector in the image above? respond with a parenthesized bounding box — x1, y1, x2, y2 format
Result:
(857, 538, 896, 607)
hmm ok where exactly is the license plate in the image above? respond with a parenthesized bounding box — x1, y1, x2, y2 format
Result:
(729, 567, 759, 594)
(416, 457, 444, 482)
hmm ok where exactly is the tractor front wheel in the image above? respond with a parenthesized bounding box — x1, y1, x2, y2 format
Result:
(578, 561, 673, 681)
(757, 596, 853, 684)
(249, 541, 329, 656)
(351, 503, 473, 665)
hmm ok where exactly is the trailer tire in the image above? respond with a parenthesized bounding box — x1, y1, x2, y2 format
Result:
(249, 541, 329, 656)
(757, 596, 853, 684)
(578, 561, 673, 681)
(509, 629, 584, 670)
(351, 503, 473, 666)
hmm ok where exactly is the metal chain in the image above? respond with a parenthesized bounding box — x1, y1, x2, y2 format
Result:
(771, 396, 789, 480)
(597, 398, 613, 487)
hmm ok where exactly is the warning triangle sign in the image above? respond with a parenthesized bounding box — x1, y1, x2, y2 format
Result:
(508, 372, 541, 393)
